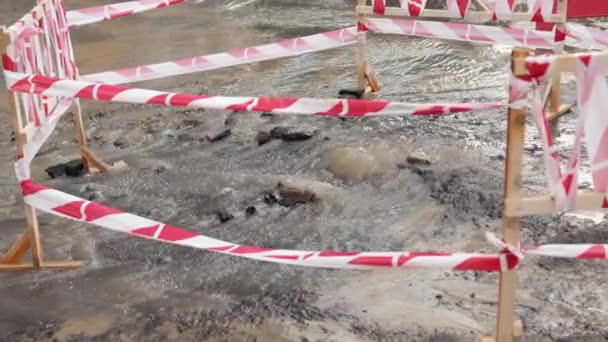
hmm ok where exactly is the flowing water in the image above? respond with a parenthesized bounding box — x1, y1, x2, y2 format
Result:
(1, 1, 608, 341)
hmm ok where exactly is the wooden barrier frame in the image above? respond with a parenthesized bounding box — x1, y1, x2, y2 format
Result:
(355, 0, 573, 120)
(0, 0, 109, 271)
(487, 47, 608, 341)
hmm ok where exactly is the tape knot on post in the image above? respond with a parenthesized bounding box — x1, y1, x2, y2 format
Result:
(486, 232, 523, 272)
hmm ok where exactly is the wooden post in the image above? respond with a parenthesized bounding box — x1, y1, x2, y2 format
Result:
(356, 0, 368, 90)
(0, 27, 81, 271)
(73, 68, 110, 172)
(495, 48, 530, 342)
(355, 0, 380, 95)
(545, 0, 573, 122)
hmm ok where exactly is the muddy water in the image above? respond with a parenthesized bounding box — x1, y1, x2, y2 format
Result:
(1, 1, 608, 341)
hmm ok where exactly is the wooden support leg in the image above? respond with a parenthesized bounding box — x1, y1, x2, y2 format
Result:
(0, 204, 83, 272)
(1, 230, 31, 263)
(25, 204, 43, 267)
(75, 100, 110, 172)
(355, 0, 380, 97)
(543, 74, 573, 122)
(495, 48, 530, 342)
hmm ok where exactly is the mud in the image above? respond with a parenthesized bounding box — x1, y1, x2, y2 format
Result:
(1, 1, 608, 341)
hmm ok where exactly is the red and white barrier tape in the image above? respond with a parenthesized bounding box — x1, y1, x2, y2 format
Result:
(82, 27, 358, 85)
(566, 23, 608, 49)
(576, 54, 608, 205)
(363, 18, 555, 50)
(4, 0, 77, 132)
(16, 180, 607, 270)
(371, 0, 555, 22)
(4, 71, 504, 117)
(66, 0, 189, 27)
(19, 180, 519, 271)
(524, 244, 608, 259)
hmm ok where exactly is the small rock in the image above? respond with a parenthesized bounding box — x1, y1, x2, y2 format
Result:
(278, 183, 316, 207)
(338, 88, 365, 99)
(65, 159, 85, 177)
(470, 293, 476, 299)
(490, 154, 505, 161)
(153, 166, 167, 174)
(282, 131, 314, 142)
(270, 126, 289, 139)
(208, 129, 231, 142)
(110, 160, 129, 173)
(45, 164, 67, 178)
(256, 131, 272, 146)
(263, 192, 278, 205)
(245, 206, 257, 216)
(113, 138, 126, 148)
(224, 115, 236, 126)
(524, 144, 542, 153)
(260, 113, 275, 118)
(435, 294, 443, 300)
(45, 159, 85, 178)
(407, 150, 432, 165)
(269, 126, 314, 141)
(88, 191, 103, 201)
(216, 210, 234, 223)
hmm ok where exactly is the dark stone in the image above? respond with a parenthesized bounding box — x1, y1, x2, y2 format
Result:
(277, 183, 316, 207)
(46, 159, 85, 178)
(338, 88, 365, 99)
(208, 129, 231, 142)
(524, 144, 542, 153)
(490, 154, 505, 161)
(245, 206, 257, 216)
(260, 112, 276, 117)
(113, 138, 126, 148)
(269, 126, 314, 142)
(263, 192, 278, 205)
(88, 191, 102, 201)
(224, 115, 236, 126)
(435, 294, 443, 300)
(269, 126, 289, 139)
(281, 131, 314, 142)
(256, 131, 272, 146)
(216, 210, 234, 223)
(153, 166, 167, 174)
(45, 164, 67, 179)
(65, 159, 85, 177)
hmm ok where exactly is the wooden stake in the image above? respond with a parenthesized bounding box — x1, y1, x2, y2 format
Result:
(74, 100, 91, 170)
(72, 68, 111, 173)
(81, 145, 111, 172)
(354, 0, 381, 95)
(356, 0, 368, 91)
(495, 48, 530, 342)
(1, 231, 31, 263)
